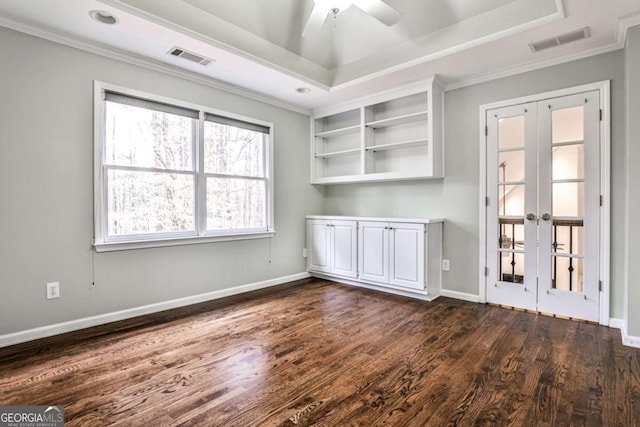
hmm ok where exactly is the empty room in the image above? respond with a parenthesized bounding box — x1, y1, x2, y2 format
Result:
(1, 0, 640, 425)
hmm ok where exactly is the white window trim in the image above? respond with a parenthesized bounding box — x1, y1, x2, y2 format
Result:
(93, 81, 275, 252)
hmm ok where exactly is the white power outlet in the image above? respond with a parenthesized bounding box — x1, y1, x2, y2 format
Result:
(442, 259, 450, 271)
(46, 282, 60, 299)
(302, 248, 308, 258)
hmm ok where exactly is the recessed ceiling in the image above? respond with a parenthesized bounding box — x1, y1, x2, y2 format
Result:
(0, 0, 638, 112)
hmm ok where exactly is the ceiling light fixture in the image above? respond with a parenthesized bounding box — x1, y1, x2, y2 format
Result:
(314, 0, 354, 13)
(89, 10, 118, 25)
(302, 0, 400, 38)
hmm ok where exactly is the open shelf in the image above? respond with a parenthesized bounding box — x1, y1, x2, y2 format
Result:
(366, 111, 428, 129)
(365, 138, 428, 152)
(315, 125, 361, 138)
(310, 77, 443, 184)
(315, 148, 361, 159)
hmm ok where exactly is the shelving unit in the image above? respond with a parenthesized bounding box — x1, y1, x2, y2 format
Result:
(364, 138, 428, 152)
(312, 108, 362, 180)
(310, 77, 443, 184)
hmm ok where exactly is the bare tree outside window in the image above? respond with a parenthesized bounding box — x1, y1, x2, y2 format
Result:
(98, 90, 271, 245)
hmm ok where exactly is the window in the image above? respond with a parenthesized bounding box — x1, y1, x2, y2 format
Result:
(94, 82, 274, 251)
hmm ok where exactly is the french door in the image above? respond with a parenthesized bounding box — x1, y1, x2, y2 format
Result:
(486, 90, 601, 322)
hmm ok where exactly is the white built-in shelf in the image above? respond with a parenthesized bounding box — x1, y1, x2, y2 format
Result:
(365, 138, 428, 152)
(310, 77, 443, 184)
(366, 111, 428, 129)
(314, 125, 360, 138)
(315, 148, 361, 159)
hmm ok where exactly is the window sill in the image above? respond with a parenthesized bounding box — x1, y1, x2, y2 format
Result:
(94, 231, 276, 252)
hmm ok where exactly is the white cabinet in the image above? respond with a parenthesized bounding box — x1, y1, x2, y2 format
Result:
(307, 219, 357, 278)
(307, 216, 443, 300)
(310, 77, 443, 184)
(359, 222, 425, 291)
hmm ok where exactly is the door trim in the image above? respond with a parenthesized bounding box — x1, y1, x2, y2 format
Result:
(478, 80, 611, 325)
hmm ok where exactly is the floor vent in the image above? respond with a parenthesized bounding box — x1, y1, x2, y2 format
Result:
(529, 27, 591, 53)
(168, 47, 213, 65)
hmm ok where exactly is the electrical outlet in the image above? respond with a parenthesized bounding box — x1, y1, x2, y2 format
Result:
(46, 282, 60, 300)
(442, 259, 450, 271)
(302, 248, 308, 258)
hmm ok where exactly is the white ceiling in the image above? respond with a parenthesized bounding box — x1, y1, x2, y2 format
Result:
(0, 0, 639, 113)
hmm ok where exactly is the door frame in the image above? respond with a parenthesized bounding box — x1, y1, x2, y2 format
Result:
(478, 81, 611, 325)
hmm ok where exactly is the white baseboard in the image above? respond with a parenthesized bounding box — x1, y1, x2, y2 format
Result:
(609, 318, 640, 349)
(0, 272, 311, 349)
(311, 273, 438, 301)
(609, 318, 624, 329)
(440, 289, 481, 303)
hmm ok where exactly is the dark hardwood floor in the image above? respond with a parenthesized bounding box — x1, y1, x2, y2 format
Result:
(1, 278, 639, 426)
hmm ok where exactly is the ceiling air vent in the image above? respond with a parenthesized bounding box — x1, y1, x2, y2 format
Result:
(168, 47, 213, 66)
(529, 27, 591, 53)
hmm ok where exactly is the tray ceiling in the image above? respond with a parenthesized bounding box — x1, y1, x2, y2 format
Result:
(0, 0, 638, 111)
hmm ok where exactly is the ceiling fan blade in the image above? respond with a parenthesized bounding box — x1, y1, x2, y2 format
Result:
(302, 4, 329, 38)
(353, 0, 401, 26)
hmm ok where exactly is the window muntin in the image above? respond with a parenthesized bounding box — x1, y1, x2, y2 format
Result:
(95, 83, 273, 249)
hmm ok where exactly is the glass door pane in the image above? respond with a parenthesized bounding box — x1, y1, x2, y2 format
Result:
(497, 115, 527, 285)
(548, 104, 586, 293)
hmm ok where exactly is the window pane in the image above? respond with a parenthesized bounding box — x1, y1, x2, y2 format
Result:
(107, 170, 195, 236)
(499, 221, 525, 250)
(105, 101, 194, 171)
(552, 221, 584, 255)
(552, 106, 584, 144)
(205, 122, 265, 177)
(552, 256, 583, 293)
(498, 116, 524, 149)
(552, 144, 584, 180)
(498, 150, 524, 183)
(499, 251, 524, 284)
(498, 184, 525, 216)
(552, 182, 584, 217)
(207, 178, 266, 230)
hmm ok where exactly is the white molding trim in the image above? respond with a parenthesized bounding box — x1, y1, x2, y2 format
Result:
(609, 318, 624, 329)
(0, 272, 311, 349)
(440, 289, 481, 303)
(618, 12, 640, 48)
(478, 80, 611, 325)
(310, 273, 439, 302)
(0, 14, 311, 116)
(609, 318, 640, 349)
(445, 42, 623, 92)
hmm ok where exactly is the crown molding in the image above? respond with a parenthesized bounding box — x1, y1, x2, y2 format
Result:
(0, 14, 311, 116)
(445, 13, 639, 92)
(444, 40, 623, 92)
(618, 11, 640, 47)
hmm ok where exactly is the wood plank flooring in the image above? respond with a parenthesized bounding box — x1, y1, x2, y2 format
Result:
(1, 278, 639, 426)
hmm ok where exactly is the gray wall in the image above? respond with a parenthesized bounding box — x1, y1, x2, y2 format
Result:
(322, 50, 627, 318)
(0, 24, 633, 338)
(0, 27, 323, 335)
(625, 25, 640, 336)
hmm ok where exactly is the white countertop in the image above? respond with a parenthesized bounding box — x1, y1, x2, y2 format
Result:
(306, 215, 444, 223)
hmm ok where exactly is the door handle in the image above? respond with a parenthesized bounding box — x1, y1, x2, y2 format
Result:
(541, 213, 551, 221)
(526, 213, 536, 221)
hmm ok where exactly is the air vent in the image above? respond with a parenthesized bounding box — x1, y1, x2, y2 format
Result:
(168, 47, 213, 66)
(529, 27, 591, 53)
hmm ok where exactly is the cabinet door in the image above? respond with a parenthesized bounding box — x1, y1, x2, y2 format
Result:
(389, 222, 425, 290)
(331, 220, 358, 278)
(358, 221, 389, 284)
(307, 220, 331, 273)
